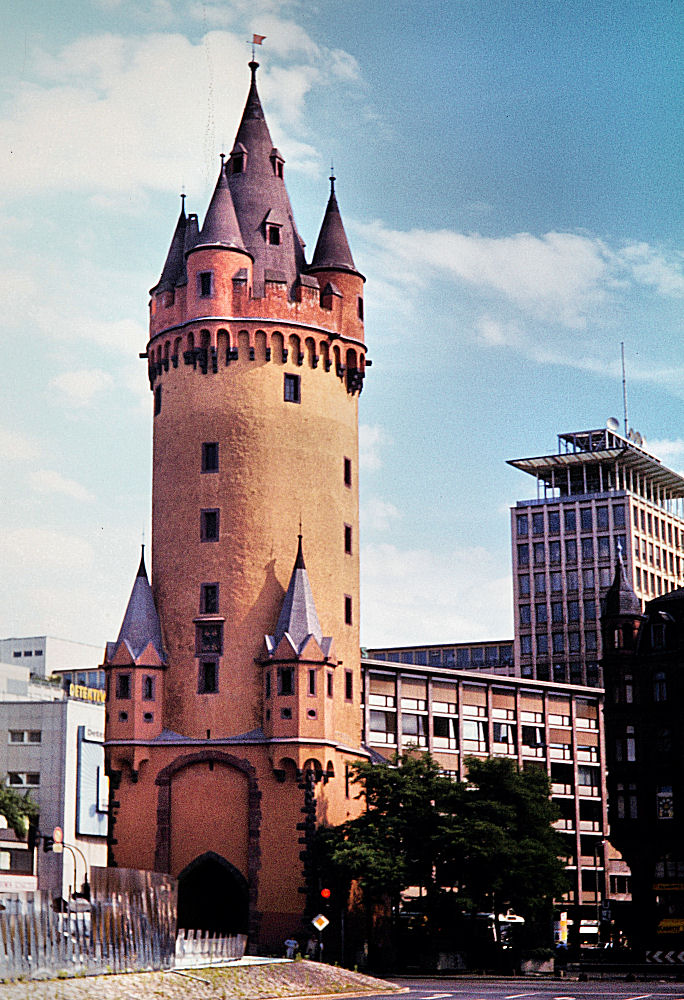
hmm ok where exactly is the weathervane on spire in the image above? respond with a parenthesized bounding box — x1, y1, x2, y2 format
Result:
(251, 33, 266, 61)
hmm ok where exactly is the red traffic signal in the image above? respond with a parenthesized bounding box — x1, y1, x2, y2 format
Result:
(320, 888, 331, 899)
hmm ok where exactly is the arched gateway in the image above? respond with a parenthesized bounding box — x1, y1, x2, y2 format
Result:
(177, 852, 249, 935)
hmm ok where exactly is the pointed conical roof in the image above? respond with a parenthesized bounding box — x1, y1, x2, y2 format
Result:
(309, 175, 358, 273)
(265, 536, 333, 656)
(227, 61, 306, 297)
(176, 211, 200, 286)
(111, 546, 166, 663)
(604, 553, 642, 618)
(194, 160, 248, 252)
(153, 197, 187, 293)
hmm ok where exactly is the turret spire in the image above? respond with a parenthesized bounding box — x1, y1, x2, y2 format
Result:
(265, 535, 333, 657)
(106, 547, 166, 664)
(195, 159, 248, 252)
(309, 174, 359, 274)
(153, 195, 187, 293)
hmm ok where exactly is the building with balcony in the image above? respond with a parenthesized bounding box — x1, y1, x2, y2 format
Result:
(509, 424, 684, 686)
(362, 655, 629, 944)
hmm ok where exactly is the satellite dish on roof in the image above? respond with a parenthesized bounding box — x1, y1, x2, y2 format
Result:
(606, 417, 619, 432)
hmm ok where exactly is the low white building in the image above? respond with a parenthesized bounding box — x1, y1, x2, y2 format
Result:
(0, 636, 103, 684)
(0, 667, 107, 898)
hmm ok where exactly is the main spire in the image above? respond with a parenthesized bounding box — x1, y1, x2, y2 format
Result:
(227, 60, 306, 298)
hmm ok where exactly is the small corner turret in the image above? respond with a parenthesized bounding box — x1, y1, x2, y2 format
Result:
(104, 546, 166, 751)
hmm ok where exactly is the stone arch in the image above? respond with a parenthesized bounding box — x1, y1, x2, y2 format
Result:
(217, 328, 230, 365)
(346, 347, 358, 370)
(271, 331, 284, 364)
(289, 333, 302, 365)
(177, 851, 249, 935)
(187, 330, 195, 351)
(238, 329, 250, 360)
(255, 330, 267, 362)
(154, 750, 261, 942)
(305, 337, 317, 368)
(302, 757, 323, 780)
(200, 328, 211, 350)
(275, 756, 298, 782)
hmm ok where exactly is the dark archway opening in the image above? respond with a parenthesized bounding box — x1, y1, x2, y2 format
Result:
(177, 851, 249, 935)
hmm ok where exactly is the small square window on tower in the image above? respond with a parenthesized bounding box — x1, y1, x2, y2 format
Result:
(198, 660, 218, 694)
(344, 594, 353, 625)
(116, 673, 131, 700)
(198, 271, 213, 297)
(283, 373, 300, 404)
(201, 509, 220, 542)
(344, 457, 352, 487)
(202, 442, 219, 473)
(200, 583, 219, 614)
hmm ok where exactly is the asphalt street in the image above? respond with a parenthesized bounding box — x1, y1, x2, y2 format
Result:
(379, 982, 684, 1000)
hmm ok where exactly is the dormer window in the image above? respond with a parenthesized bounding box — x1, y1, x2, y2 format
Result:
(230, 152, 245, 174)
(270, 149, 284, 178)
(267, 225, 281, 246)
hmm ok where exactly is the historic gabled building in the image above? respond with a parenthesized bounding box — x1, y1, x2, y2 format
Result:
(603, 561, 684, 953)
(104, 60, 368, 950)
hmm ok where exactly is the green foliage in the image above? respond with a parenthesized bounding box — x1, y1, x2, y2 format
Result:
(0, 782, 39, 837)
(315, 752, 567, 943)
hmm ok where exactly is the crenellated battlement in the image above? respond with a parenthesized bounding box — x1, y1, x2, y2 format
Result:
(145, 318, 368, 396)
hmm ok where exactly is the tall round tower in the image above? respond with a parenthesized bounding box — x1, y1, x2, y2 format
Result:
(148, 59, 366, 745)
(105, 60, 368, 948)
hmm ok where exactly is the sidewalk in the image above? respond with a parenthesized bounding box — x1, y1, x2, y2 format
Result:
(0, 958, 399, 1000)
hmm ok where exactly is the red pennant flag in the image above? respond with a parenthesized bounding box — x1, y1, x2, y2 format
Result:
(252, 34, 266, 45)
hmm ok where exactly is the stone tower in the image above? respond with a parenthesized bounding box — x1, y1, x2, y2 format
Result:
(104, 60, 368, 949)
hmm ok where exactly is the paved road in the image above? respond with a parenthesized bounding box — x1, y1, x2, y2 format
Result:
(377, 981, 684, 1000)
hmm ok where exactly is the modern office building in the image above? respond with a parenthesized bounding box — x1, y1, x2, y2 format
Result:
(509, 424, 684, 686)
(364, 640, 514, 676)
(362, 654, 630, 945)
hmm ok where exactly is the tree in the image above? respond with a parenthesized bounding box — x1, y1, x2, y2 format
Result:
(0, 782, 39, 837)
(315, 752, 567, 963)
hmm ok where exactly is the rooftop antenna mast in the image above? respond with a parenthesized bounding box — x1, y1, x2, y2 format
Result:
(621, 341, 629, 437)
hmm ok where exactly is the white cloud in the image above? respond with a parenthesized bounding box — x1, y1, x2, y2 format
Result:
(360, 542, 512, 646)
(50, 370, 114, 408)
(0, 527, 94, 571)
(361, 497, 401, 533)
(359, 423, 390, 470)
(0, 27, 363, 202)
(28, 470, 93, 502)
(0, 427, 40, 462)
(356, 222, 684, 334)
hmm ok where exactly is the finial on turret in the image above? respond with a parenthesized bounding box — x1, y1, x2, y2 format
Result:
(329, 164, 336, 195)
(180, 191, 186, 212)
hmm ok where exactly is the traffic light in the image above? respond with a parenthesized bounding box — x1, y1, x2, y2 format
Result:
(320, 888, 331, 900)
(43, 836, 54, 853)
(27, 825, 40, 851)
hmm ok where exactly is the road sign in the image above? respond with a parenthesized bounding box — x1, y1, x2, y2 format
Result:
(312, 913, 329, 932)
(600, 902, 611, 920)
(52, 827, 63, 854)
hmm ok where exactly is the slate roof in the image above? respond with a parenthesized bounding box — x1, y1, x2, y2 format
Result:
(309, 175, 358, 274)
(108, 547, 166, 664)
(195, 162, 248, 252)
(604, 555, 643, 618)
(265, 536, 333, 657)
(226, 61, 306, 298)
(152, 199, 187, 293)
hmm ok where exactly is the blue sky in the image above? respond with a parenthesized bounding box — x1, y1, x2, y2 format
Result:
(1, 0, 682, 652)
